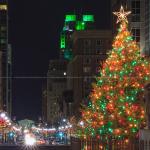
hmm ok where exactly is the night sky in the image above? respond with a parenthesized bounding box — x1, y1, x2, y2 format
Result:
(8, 0, 111, 121)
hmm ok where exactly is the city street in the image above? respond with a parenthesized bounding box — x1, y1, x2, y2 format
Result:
(0, 145, 71, 150)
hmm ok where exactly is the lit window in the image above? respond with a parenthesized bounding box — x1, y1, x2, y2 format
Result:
(0, 39, 6, 44)
(1, 26, 6, 31)
(83, 67, 91, 73)
(0, 5, 7, 10)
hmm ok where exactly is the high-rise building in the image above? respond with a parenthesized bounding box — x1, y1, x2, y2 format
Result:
(46, 59, 67, 125)
(67, 30, 112, 117)
(0, 0, 12, 115)
(145, 0, 150, 56)
(112, 0, 147, 55)
(60, 14, 95, 61)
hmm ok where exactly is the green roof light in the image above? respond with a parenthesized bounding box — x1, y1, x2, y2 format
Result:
(75, 21, 85, 30)
(83, 15, 94, 22)
(65, 15, 76, 22)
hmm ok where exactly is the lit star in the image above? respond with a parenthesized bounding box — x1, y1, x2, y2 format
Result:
(113, 6, 131, 23)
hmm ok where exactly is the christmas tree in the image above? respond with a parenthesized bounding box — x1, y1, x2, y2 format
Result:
(77, 6, 150, 140)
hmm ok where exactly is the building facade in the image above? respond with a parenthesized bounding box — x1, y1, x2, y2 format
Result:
(112, 0, 148, 55)
(145, 0, 150, 55)
(0, 0, 11, 115)
(46, 59, 67, 125)
(60, 14, 95, 61)
(67, 30, 112, 118)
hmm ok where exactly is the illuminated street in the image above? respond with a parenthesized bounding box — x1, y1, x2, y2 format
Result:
(0, 145, 71, 150)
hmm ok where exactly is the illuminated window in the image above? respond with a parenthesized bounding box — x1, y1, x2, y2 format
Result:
(0, 5, 7, 10)
(1, 26, 6, 31)
(0, 39, 6, 44)
(83, 66, 91, 73)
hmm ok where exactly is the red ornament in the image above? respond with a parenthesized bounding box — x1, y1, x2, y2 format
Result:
(97, 135, 100, 139)
(120, 90, 124, 95)
(107, 103, 114, 111)
(122, 50, 125, 55)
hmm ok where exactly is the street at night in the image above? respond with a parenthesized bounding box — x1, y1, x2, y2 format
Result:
(0, 145, 71, 150)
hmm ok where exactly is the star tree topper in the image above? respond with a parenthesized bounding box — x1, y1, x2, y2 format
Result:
(113, 6, 131, 23)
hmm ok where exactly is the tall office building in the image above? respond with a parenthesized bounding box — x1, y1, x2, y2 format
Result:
(67, 30, 112, 117)
(46, 59, 67, 124)
(0, 0, 12, 115)
(112, 0, 147, 55)
(60, 13, 95, 61)
(145, 0, 150, 56)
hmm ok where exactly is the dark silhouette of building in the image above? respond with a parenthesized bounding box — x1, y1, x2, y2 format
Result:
(0, 0, 12, 115)
(46, 59, 67, 125)
(67, 30, 112, 118)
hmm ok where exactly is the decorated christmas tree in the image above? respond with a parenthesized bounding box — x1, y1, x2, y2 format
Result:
(77, 6, 150, 141)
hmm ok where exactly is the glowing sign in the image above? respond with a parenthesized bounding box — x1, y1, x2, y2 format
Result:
(60, 33, 65, 49)
(75, 21, 85, 30)
(83, 15, 94, 22)
(65, 15, 76, 22)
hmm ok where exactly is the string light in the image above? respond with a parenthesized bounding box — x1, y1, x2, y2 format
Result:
(77, 6, 150, 141)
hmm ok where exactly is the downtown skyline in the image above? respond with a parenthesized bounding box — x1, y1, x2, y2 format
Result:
(8, 0, 111, 120)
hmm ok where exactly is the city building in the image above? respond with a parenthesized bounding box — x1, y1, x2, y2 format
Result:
(59, 13, 96, 119)
(46, 59, 67, 125)
(0, 0, 12, 115)
(111, 0, 147, 55)
(67, 30, 112, 118)
(145, 0, 150, 56)
(144, 83, 150, 129)
(60, 14, 95, 61)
